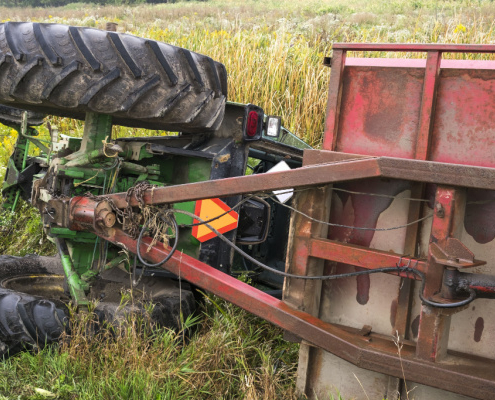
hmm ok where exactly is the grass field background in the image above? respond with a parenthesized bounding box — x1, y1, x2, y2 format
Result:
(0, 0, 494, 398)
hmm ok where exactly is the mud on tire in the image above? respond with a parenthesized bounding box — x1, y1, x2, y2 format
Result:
(0, 22, 227, 133)
(0, 255, 195, 358)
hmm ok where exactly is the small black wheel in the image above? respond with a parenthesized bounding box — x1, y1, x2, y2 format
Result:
(0, 104, 45, 127)
(0, 22, 227, 133)
(0, 255, 195, 358)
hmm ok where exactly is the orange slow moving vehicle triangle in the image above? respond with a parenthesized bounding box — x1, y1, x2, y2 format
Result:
(191, 198, 239, 242)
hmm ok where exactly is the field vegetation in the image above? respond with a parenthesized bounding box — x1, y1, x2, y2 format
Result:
(0, 0, 495, 398)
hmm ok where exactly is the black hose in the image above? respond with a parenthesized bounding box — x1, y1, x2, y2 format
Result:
(136, 212, 179, 268)
(171, 209, 477, 309)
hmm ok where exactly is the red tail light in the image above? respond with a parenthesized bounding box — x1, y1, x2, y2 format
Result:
(246, 111, 259, 137)
(243, 104, 263, 141)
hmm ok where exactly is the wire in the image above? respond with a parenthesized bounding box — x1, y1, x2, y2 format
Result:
(179, 187, 431, 233)
(136, 211, 179, 268)
(266, 194, 434, 231)
(330, 187, 430, 202)
(170, 209, 476, 308)
(180, 195, 256, 228)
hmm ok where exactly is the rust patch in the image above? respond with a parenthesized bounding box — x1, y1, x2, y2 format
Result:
(355, 274, 370, 305)
(464, 189, 495, 244)
(217, 154, 231, 163)
(327, 178, 412, 305)
(411, 315, 420, 339)
(474, 317, 484, 343)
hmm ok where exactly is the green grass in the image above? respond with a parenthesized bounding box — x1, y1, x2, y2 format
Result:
(0, 295, 299, 399)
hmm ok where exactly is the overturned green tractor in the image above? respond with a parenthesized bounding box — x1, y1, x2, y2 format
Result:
(0, 22, 308, 356)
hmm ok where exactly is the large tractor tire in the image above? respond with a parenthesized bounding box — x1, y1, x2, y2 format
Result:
(0, 22, 227, 133)
(0, 255, 195, 358)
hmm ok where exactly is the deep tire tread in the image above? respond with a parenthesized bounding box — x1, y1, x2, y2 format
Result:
(68, 26, 101, 71)
(0, 289, 66, 357)
(0, 53, 12, 67)
(182, 49, 204, 87)
(121, 74, 160, 112)
(33, 23, 62, 66)
(108, 32, 142, 79)
(10, 56, 44, 96)
(146, 39, 178, 86)
(79, 67, 121, 106)
(0, 104, 44, 126)
(41, 60, 81, 100)
(154, 83, 191, 118)
(0, 22, 227, 133)
(4, 22, 25, 62)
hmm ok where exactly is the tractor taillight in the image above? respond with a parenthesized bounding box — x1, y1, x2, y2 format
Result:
(246, 111, 259, 137)
(243, 104, 264, 141)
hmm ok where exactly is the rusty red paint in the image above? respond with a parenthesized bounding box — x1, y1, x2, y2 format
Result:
(346, 58, 495, 70)
(416, 186, 460, 362)
(308, 239, 425, 279)
(464, 189, 495, 244)
(334, 67, 423, 158)
(474, 317, 484, 343)
(332, 43, 495, 53)
(100, 155, 495, 210)
(325, 180, 412, 305)
(429, 69, 495, 168)
(415, 51, 441, 160)
(323, 49, 346, 151)
(68, 196, 98, 231)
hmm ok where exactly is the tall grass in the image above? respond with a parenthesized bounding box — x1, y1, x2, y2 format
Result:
(0, 295, 299, 399)
(1, 0, 495, 146)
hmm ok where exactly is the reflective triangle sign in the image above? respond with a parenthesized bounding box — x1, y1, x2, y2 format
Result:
(192, 198, 239, 243)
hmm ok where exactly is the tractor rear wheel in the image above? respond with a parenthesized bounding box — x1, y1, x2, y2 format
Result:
(0, 22, 227, 133)
(0, 255, 195, 358)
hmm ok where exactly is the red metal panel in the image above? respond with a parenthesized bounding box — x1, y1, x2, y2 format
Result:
(323, 49, 346, 150)
(429, 68, 495, 167)
(346, 58, 495, 70)
(415, 51, 441, 160)
(332, 43, 495, 53)
(334, 66, 423, 157)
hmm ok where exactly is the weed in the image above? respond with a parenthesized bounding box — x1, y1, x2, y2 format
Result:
(0, 296, 299, 399)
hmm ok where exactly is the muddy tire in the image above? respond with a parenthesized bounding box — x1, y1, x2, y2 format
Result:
(0, 22, 227, 133)
(0, 104, 45, 127)
(0, 255, 195, 358)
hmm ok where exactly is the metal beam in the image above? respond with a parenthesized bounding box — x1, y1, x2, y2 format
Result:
(89, 225, 495, 400)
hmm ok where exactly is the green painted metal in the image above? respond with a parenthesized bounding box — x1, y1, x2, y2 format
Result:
(55, 237, 89, 306)
(55, 113, 115, 302)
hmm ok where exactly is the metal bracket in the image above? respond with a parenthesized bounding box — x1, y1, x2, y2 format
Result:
(430, 237, 486, 269)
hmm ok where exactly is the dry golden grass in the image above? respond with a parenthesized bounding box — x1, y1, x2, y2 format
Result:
(2, 0, 495, 146)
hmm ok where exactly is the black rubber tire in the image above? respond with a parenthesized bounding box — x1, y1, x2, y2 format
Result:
(0, 104, 45, 127)
(0, 22, 227, 133)
(0, 255, 196, 358)
(0, 255, 68, 357)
